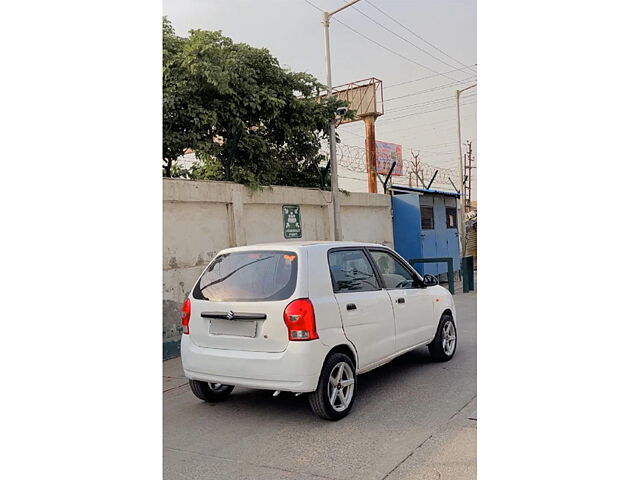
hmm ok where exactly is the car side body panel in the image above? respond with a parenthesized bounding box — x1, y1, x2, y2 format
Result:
(334, 289, 397, 370)
(306, 246, 359, 368)
(430, 284, 457, 328)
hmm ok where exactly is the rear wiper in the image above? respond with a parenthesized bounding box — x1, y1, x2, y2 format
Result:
(199, 256, 274, 291)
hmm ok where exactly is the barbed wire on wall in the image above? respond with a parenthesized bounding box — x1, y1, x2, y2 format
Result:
(321, 142, 461, 189)
(337, 144, 368, 173)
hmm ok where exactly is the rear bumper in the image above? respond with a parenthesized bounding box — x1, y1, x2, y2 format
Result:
(181, 335, 327, 392)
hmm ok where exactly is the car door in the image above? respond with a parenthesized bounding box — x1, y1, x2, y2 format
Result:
(367, 248, 436, 352)
(328, 248, 396, 369)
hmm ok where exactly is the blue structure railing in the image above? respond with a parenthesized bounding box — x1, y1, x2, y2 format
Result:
(409, 257, 455, 295)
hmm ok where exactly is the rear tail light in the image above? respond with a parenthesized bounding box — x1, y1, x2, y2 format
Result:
(181, 298, 191, 334)
(283, 298, 318, 341)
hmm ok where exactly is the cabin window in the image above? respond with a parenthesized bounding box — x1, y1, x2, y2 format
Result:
(446, 207, 457, 229)
(420, 206, 434, 230)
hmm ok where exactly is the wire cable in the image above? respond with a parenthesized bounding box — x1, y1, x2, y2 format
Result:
(341, 0, 466, 81)
(386, 92, 476, 114)
(383, 100, 477, 122)
(364, 0, 476, 75)
(303, 0, 468, 81)
(386, 77, 476, 102)
(385, 64, 478, 89)
(387, 92, 476, 113)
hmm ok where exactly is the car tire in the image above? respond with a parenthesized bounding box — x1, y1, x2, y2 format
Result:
(308, 353, 357, 421)
(428, 314, 457, 362)
(188, 380, 234, 402)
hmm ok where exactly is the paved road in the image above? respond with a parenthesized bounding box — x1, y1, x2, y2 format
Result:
(164, 288, 476, 480)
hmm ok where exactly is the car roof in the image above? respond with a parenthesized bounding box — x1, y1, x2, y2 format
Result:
(219, 240, 389, 254)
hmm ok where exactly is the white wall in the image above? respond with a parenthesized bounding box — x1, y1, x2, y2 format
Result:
(162, 178, 393, 358)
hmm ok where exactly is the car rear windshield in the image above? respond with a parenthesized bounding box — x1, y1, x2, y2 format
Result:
(192, 251, 298, 302)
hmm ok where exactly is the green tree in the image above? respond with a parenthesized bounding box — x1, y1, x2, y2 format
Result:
(163, 18, 198, 176)
(162, 18, 351, 188)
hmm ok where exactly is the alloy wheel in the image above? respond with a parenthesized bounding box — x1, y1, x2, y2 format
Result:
(327, 361, 355, 412)
(442, 321, 457, 356)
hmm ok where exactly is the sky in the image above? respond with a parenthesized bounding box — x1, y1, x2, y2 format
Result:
(163, 0, 477, 195)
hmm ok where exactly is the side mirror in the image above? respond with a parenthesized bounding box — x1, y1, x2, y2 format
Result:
(423, 274, 439, 287)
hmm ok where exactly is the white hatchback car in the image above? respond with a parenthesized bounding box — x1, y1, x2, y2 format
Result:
(181, 241, 457, 420)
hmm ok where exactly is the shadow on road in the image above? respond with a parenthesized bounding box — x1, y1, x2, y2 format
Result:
(198, 346, 441, 420)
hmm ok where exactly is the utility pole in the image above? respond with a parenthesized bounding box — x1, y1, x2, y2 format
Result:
(321, 0, 362, 240)
(363, 115, 377, 193)
(465, 141, 475, 212)
(456, 83, 476, 258)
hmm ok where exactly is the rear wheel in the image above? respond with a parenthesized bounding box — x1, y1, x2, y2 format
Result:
(428, 314, 457, 362)
(308, 353, 356, 420)
(189, 380, 234, 402)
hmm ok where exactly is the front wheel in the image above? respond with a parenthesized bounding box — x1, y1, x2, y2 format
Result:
(308, 353, 357, 420)
(189, 380, 234, 402)
(428, 314, 457, 362)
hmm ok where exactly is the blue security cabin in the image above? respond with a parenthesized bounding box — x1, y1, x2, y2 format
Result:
(389, 185, 462, 277)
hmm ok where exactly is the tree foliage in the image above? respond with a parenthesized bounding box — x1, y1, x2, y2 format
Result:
(162, 18, 352, 188)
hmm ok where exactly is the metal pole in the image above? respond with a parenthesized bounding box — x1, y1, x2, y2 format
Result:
(323, 12, 342, 241)
(455, 83, 476, 258)
(327, 0, 363, 16)
(456, 89, 465, 257)
(320, 0, 363, 241)
(466, 141, 473, 211)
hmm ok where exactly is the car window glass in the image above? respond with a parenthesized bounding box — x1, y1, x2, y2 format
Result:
(369, 250, 418, 289)
(328, 250, 380, 293)
(193, 251, 297, 301)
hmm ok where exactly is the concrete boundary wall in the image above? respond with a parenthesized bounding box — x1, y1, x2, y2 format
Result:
(163, 178, 393, 359)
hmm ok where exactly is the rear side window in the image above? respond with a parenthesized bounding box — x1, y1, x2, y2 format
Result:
(193, 251, 298, 302)
(328, 249, 380, 293)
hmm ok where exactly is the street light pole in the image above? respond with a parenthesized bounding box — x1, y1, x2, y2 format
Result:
(322, 13, 341, 241)
(322, 0, 362, 241)
(456, 83, 476, 258)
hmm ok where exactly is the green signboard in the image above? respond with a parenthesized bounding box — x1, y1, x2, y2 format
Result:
(282, 205, 302, 239)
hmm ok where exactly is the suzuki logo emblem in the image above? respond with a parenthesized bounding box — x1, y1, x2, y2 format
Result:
(226, 310, 235, 320)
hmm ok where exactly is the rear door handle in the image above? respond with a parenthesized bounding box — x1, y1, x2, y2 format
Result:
(346, 303, 357, 311)
(397, 298, 406, 304)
